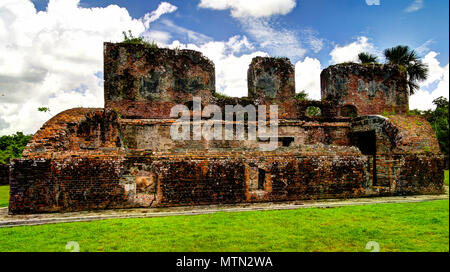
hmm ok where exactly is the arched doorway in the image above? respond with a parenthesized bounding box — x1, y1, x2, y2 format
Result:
(341, 105, 358, 118)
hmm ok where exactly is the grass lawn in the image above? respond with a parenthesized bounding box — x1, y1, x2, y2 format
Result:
(0, 185, 8, 207)
(445, 170, 449, 186)
(0, 200, 448, 252)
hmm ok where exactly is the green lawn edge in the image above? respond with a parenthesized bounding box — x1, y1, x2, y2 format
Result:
(0, 200, 448, 252)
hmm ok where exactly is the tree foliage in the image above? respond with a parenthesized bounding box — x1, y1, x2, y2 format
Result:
(420, 97, 449, 156)
(0, 132, 33, 164)
(384, 45, 428, 95)
(410, 97, 449, 155)
(294, 90, 308, 101)
(38, 107, 50, 113)
(358, 52, 378, 64)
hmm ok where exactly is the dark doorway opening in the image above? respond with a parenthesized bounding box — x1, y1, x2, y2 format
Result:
(258, 169, 266, 190)
(184, 101, 194, 111)
(279, 137, 295, 147)
(351, 130, 377, 186)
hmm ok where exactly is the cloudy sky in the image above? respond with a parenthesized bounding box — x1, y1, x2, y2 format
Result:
(0, 0, 448, 135)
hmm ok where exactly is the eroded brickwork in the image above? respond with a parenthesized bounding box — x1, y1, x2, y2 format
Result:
(321, 63, 409, 116)
(8, 43, 444, 214)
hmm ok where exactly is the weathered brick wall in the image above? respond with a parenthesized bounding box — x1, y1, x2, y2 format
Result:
(9, 148, 370, 214)
(395, 154, 445, 195)
(0, 164, 9, 185)
(104, 42, 216, 119)
(23, 108, 122, 159)
(321, 63, 409, 116)
(351, 115, 444, 191)
(119, 119, 352, 150)
(9, 157, 130, 214)
(247, 57, 298, 119)
(8, 44, 445, 214)
(251, 155, 368, 202)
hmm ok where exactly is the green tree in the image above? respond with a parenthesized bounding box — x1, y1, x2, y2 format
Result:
(421, 97, 449, 156)
(358, 52, 378, 64)
(384, 45, 428, 94)
(294, 90, 308, 101)
(0, 132, 33, 164)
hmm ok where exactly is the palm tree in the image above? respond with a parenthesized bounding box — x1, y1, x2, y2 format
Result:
(384, 45, 428, 94)
(358, 52, 378, 64)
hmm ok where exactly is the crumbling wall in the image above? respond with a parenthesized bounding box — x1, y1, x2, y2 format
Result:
(23, 108, 122, 159)
(9, 148, 371, 214)
(9, 157, 130, 214)
(321, 63, 409, 116)
(7, 43, 445, 215)
(247, 57, 298, 119)
(118, 119, 352, 150)
(104, 42, 215, 119)
(351, 115, 444, 194)
(0, 164, 9, 185)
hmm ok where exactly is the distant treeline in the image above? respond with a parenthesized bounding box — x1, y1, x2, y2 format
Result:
(0, 132, 33, 164)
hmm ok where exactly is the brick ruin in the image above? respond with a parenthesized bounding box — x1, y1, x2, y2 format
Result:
(7, 42, 445, 214)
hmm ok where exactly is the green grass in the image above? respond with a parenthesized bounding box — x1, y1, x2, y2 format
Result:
(0, 185, 8, 207)
(0, 200, 448, 252)
(445, 170, 449, 186)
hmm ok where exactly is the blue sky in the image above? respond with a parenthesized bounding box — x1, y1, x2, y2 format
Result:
(0, 0, 448, 134)
(31, 0, 449, 64)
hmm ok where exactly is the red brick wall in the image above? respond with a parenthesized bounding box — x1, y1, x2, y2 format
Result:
(321, 63, 409, 116)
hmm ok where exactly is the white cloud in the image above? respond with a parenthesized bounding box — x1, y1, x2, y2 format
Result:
(197, 0, 321, 60)
(410, 51, 449, 110)
(404, 0, 424, 13)
(143, 30, 172, 44)
(142, 2, 177, 28)
(0, 0, 172, 135)
(238, 17, 306, 59)
(198, 0, 296, 18)
(156, 19, 212, 44)
(365, 0, 380, 6)
(415, 39, 434, 56)
(302, 28, 324, 54)
(295, 57, 322, 100)
(329, 36, 378, 64)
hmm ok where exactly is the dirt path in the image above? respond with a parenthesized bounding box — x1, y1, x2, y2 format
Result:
(1, 190, 448, 228)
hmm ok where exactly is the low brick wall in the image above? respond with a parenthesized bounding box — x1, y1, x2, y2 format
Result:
(0, 164, 9, 185)
(8, 151, 445, 214)
(395, 154, 446, 194)
(9, 158, 130, 214)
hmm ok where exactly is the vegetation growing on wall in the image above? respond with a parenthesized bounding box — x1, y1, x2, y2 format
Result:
(121, 30, 158, 49)
(358, 52, 378, 64)
(358, 45, 428, 95)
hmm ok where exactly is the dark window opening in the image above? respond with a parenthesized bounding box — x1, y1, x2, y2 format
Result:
(258, 168, 266, 190)
(279, 137, 295, 147)
(341, 105, 358, 118)
(185, 101, 194, 111)
(351, 130, 378, 186)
